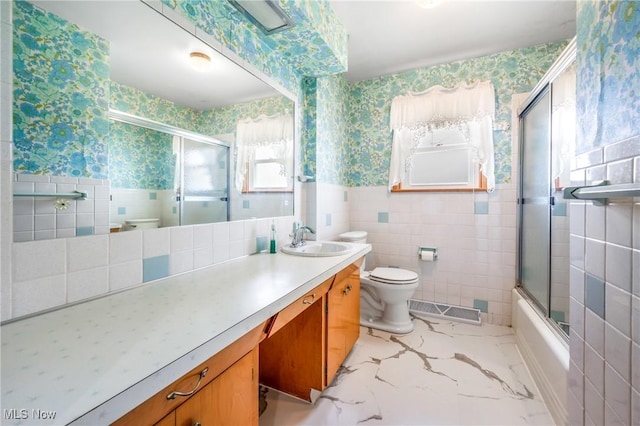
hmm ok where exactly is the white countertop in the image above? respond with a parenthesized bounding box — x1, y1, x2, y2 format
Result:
(1, 243, 370, 425)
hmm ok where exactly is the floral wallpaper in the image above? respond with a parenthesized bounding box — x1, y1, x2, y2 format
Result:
(300, 77, 317, 178)
(109, 121, 174, 190)
(159, 0, 347, 95)
(344, 42, 568, 187)
(110, 82, 199, 131)
(576, 0, 640, 153)
(316, 74, 351, 184)
(12, 0, 110, 178)
(201, 96, 294, 137)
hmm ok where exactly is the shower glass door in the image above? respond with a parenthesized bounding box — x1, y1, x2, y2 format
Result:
(518, 88, 551, 313)
(181, 138, 229, 225)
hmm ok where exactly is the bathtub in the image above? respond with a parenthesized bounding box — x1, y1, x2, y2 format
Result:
(512, 288, 569, 425)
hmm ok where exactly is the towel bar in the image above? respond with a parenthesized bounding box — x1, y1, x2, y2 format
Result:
(563, 181, 640, 205)
(13, 190, 87, 200)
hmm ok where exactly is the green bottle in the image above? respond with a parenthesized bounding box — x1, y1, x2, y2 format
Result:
(269, 221, 277, 253)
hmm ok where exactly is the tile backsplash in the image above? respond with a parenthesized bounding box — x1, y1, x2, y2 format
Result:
(8, 216, 294, 320)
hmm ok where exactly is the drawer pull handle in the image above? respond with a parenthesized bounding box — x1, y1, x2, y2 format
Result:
(343, 284, 352, 296)
(302, 293, 316, 304)
(193, 423, 202, 426)
(167, 367, 208, 400)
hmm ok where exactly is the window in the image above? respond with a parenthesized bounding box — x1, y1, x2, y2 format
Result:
(235, 114, 293, 193)
(245, 146, 290, 192)
(388, 81, 495, 193)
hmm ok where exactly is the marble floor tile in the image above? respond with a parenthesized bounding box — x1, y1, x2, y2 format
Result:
(260, 315, 554, 425)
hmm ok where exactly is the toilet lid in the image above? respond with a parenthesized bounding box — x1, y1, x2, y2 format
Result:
(368, 267, 418, 284)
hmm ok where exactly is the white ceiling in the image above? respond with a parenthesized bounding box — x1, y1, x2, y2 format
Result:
(33, 1, 576, 108)
(329, 0, 577, 82)
(31, 1, 279, 110)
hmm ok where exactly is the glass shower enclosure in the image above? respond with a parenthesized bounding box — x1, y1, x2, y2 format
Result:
(517, 41, 575, 337)
(180, 137, 229, 226)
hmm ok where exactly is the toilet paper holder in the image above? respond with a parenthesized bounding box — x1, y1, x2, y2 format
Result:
(418, 247, 438, 261)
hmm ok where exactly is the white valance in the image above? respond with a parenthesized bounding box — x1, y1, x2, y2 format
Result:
(390, 80, 496, 130)
(388, 81, 496, 192)
(235, 114, 293, 192)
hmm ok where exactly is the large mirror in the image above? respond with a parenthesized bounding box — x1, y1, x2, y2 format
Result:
(12, 0, 294, 242)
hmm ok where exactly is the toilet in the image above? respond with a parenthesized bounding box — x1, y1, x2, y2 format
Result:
(122, 218, 160, 231)
(340, 231, 418, 334)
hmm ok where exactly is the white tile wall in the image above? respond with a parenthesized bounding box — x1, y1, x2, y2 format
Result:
(348, 183, 517, 326)
(5, 216, 295, 320)
(110, 188, 178, 229)
(0, 0, 12, 321)
(13, 174, 110, 242)
(569, 136, 640, 425)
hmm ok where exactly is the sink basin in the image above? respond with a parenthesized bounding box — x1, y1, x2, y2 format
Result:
(281, 241, 352, 257)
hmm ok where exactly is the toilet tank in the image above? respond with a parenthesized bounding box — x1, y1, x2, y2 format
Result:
(340, 231, 368, 272)
(122, 218, 160, 231)
(339, 231, 368, 243)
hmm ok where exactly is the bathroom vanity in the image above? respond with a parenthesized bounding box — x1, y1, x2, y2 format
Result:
(0, 243, 370, 425)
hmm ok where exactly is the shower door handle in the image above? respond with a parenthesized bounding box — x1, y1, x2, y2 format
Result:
(521, 197, 551, 205)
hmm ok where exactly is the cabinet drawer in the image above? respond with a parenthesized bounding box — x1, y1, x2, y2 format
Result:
(266, 276, 333, 338)
(113, 321, 267, 426)
(333, 260, 361, 285)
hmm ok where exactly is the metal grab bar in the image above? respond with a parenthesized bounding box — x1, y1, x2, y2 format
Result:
(13, 190, 87, 200)
(563, 181, 640, 205)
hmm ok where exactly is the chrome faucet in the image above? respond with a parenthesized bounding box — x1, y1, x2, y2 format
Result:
(290, 222, 315, 247)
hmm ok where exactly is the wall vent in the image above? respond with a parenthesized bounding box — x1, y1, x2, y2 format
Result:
(409, 299, 481, 325)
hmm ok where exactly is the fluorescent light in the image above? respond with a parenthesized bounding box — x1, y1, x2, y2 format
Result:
(228, 0, 295, 35)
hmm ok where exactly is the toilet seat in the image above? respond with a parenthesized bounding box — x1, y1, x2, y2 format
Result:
(367, 267, 418, 285)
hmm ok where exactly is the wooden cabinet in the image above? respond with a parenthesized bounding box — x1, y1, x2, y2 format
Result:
(258, 279, 328, 400)
(174, 348, 258, 426)
(326, 262, 360, 384)
(259, 259, 362, 401)
(115, 258, 364, 424)
(113, 323, 266, 426)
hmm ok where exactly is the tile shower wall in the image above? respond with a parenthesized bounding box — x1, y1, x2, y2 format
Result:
(13, 174, 110, 242)
(568, 138, 639, 426)
(349, 184, 517, 326)
(569, 1, 640, 425)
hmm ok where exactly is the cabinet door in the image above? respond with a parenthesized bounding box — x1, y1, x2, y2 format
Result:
(154, 412, 175, 426)
(326, 266, 360, 385)
(175, 348, 258, 426)
(259, 297, 325, 401)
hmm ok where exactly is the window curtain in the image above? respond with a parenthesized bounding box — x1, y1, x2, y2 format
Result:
(388, 80, 496, 192)
(235, 113, 294, 192)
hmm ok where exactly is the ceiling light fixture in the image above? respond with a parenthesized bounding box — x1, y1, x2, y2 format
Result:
(189, 51, 211, 72)
(228, 0, 295, 35)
